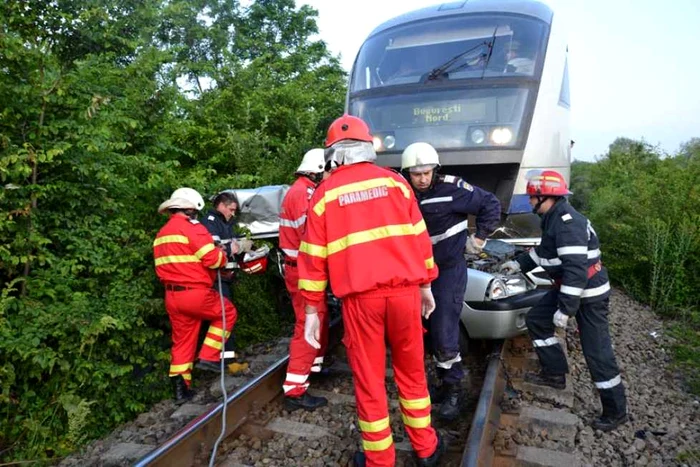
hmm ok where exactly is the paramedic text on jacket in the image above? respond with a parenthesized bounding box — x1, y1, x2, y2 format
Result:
(297, 115, 445, 467)
(401, 142, 501, 422)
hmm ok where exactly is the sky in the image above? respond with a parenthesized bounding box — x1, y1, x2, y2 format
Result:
(301, 0, 700, 161)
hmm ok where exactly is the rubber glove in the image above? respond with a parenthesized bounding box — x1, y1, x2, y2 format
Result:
(553, 310, 569, 329)
(232, 238, 254, 254)
(466, 234, 486, 255)
(304, 304, 321, 349)
(420, 286, 436, 320)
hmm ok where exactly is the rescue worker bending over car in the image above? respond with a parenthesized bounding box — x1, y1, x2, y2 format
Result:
(153, 188, 238, 403)
(500, 170, 628, 431)
(279, 148, 330, 412)
(200, 191, 252, 367)
(401, 142, 501, 421)
(298, 116, 444, 466)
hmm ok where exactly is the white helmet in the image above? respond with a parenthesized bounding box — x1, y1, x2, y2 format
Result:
(158, 187, 205, 213)
(296, 148, 326, 174)
(401, 142, 441, 173)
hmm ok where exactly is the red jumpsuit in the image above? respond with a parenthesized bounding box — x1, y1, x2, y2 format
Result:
(279, 176, 329, 397)
(153, 215, 238, 386)
(298, 162, 439, 466)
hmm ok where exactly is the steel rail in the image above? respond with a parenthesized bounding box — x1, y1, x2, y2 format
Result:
(134, 316, 342, 467)
(461, 339, 506, 467)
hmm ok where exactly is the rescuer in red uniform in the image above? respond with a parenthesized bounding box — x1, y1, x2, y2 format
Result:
(153, 188, 238, 403)
(279, 148, 330, 411)
(298, 116, 445, 467)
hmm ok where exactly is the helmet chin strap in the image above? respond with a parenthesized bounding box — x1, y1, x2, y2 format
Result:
(532, 196, 547, 215)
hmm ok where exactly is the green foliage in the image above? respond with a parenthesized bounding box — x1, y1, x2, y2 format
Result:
(571, 137, 700, 394)
(0, 0, 345, 461)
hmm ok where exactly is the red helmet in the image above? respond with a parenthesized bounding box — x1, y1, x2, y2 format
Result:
(240, 256, 268, 275)
(526, 170, 572, 196)
(325, 115, 373, 147)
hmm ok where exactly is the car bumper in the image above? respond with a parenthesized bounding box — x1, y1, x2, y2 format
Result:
(461, 288, 548, 339)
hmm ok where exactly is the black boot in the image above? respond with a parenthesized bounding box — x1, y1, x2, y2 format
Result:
(195, 359, 222, 373)
(284, 392, 328, 412)
(592, 413, 628, 432)
(437, 383, 461, 421)
(171, 375, 195, 405)
(525, 371, 566, 389)
(415, 431, 446, 466)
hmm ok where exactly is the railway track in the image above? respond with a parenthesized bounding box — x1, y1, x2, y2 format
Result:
(132, 327, 580, 467)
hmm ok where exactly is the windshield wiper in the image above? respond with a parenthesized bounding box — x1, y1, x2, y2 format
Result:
(479, 27, 499, 80)
(425, 27, 498, 82)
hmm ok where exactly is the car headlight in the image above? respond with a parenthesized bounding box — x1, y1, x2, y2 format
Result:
(487, 274, 533, 300)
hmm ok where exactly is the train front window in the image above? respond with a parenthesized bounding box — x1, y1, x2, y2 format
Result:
(348, 87, 530, 152)
(351, 14, 546, 91)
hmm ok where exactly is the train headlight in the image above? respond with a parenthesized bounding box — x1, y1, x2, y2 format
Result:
(490, 127, 513, 145)
(372, 136, 383, 152)
(383, 135, 396, 149)
(470, 128, 486, 145)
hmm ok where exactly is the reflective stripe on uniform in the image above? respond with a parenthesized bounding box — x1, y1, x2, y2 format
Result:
(588, 248, 601, 259)
(401, 413, 431, 428)
(359, 417, 390, 432)
(155, 255, 199, 266)
(541, 256, 562, 266)
(283, 383, 309, 393)
(153, 235, 189, 246)
(194, 243, 216, 259)
(207, 325, 231, 338)
(282, 248, 299, 258)
(557, 246, 588, 256)
(533, 337, 559, 347)
(313, 177, 411, 216)
(284, 373, 309, 384)
(581, 282, 611, 298)
(203, 337, 224, 350)
(299, 242, 327, 258)
(594, 374, 621, 389)
(420, 196, 453, 205)
(280, 214, 307, 228)
(362, 434, 393, 452)
(429, 219, 468, 245)
(560, 285, 584, 297)
(169, 362, 193, 374)
(435, 353, 462, 369)
(425, 257, 435, 269)
(298, 279, 327, 291)
(327, 223, 418, 255)
(220, 351, 236, 359)
(399, 396, 431, 410)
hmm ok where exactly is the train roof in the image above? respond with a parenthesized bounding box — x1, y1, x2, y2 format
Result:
(367, 0, 553, 39)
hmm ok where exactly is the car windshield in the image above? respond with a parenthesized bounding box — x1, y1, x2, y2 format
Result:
(348, 87, 530, 152)
(351, 14, 547, 91)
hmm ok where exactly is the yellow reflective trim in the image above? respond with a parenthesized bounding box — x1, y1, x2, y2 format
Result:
(399, 396, 431, 410)
(358, 416, 390, 433)
(298, 279, 328, 292)
(362, 434, 393, 452)
(155, 255, 199, 266)
(425, 257, 434, 269)
(153, 235, 189, 247)
(413, 219, 427, 235)
(401, 413, 431, 428)
(208, 325, 231, 338)
(327, 224, 415, 255)
(194, 243, 215, 259)
(299, 241, 328, 258)
(182, 373, 191, 381)
(169, 362, 193, 373)
(203, 337, 224, 350)
(313, 177, 411, 216)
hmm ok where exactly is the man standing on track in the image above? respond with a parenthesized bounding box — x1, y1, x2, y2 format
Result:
(279, 148, 330, 411)
(298, 115, 445, 467)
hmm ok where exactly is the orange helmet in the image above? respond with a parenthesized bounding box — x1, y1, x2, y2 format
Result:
(240, 256, 268, 275)
(526, 170, 572, 197)
(325, 115, 373, 148)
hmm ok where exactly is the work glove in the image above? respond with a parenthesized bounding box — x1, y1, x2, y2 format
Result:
(499, 260, 521, 274)
(232, 238, 254, 254)
(553, 310, 569, 329)
(465, 234, 485, 255)
(304, 305, 321, 349)
(419, 286, 436, 320)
